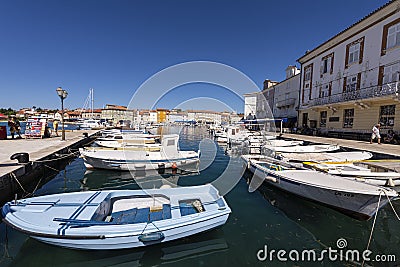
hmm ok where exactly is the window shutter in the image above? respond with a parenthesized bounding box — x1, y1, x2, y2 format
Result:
(359, 37, 364, 64)
(343, 77, 347, 92)
(329, 81, 332, 96)
(356, 73, 361, 90)
(381, 25, 389, 56)
(330, 53, 334, 74)
(345, 44, 350, 68)
(378, 66, 385, 86)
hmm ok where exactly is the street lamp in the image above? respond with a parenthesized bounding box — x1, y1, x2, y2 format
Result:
(56, 87, 68, 140)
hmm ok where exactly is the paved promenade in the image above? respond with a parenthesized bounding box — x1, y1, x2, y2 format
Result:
(282, 133, 400, 158)
(0, 130, 98, 178)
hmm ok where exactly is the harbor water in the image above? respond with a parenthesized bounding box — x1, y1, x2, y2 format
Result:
(1, 126, 400, 266)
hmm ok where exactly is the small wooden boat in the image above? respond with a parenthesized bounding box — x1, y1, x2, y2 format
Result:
(1, 184, 231, 250)
(241, 155, 398, 220)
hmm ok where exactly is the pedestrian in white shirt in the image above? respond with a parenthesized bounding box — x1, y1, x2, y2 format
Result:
(370, 123, 381, 144)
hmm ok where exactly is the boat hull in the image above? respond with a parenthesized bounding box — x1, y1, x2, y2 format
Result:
(246, 160, 397, 220)
(31, 213, 229, 250)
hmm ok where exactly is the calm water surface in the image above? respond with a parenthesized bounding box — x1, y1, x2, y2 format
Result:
(1, 126, 399, 267)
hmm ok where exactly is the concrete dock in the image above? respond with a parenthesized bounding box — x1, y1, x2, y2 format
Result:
(282, 133, 400, 158)
(0, 130, 99, 177)
(0, 130, 99, 204)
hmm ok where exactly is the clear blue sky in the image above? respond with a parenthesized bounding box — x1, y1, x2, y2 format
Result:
(0, 0, 389, 112)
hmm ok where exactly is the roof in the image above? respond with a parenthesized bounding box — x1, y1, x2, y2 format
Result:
(297, 0, 397, 63)
(0, 113, 8, 118)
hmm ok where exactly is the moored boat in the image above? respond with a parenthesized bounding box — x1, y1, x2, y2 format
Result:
(80, 134, 200, 171)
(241, 155, 399, 220)
(303, 161, 400, 187)
(1, 184, 231, 250)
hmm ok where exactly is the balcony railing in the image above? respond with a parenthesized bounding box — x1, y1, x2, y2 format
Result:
(309, 81, 399, 107)
(276, 98, 296, 108)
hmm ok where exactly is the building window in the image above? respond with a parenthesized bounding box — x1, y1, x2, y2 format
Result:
(381, 18, 400, 55)
(302, 64, 313, 102)
(343, 108, 354, 128)
(319, 82, 332, 98)
(383, 62, 400, 84)
(345, 37, 364, 68)
(379, 105, 395, 128)
(320, 111, 327, 128)
(320, 53, 334, 75)
(343, 73, 361, 92)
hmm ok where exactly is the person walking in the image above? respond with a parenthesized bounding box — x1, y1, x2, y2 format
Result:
(370, 123, 381, 144)
(53, 119, 59, 137)
(14, 118, 22, 138)
(7, 116, 16, 139)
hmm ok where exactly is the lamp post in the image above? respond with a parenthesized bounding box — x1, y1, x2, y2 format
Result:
(56, 87, 68, 140)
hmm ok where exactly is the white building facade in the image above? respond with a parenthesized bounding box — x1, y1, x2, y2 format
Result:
(298, 1, 400, 137)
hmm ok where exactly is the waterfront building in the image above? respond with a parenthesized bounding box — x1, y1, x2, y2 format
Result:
(101, 104, 134, 126)
(272, 66, 300, 128)
(149, 110, 158, 124)
(167, 110, 188, 123)
(156, 108, 169, 123)
(243, 92, 258, 118)
(187, 110, 222, 124)
(255, 79, 277, 121)
(297, 1, 400, 137)
(81, 109, 102, 119)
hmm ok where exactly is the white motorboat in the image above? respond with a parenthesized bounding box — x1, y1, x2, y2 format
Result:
(303, 161, 400, 187)
(266, 144, 340, 153)
(241, 155, 398, 220)
(94, 132, 161, 148)
(77, 119, 102, 129)
(1, 184, 231, 250)
(275, 151, 373, 163)
(80, 134, 200, 171)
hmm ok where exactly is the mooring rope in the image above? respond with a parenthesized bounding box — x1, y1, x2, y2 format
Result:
(383, 191, 400, 221)
(32, 151, 80, 163)
(9, 172, 27, 193)
(361, 191, 382, 267)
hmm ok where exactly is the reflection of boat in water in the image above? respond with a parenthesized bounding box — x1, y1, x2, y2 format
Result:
(6, 229, 228, 267)
(81, 167, 200, 190)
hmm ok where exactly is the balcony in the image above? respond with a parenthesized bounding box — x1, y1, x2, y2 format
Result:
(276, 98, 296, 108)
(309, 81, 400, 107)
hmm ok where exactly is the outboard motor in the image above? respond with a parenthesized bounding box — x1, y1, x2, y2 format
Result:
(83, 132, 89, 138)
(10, 153, 30, 164)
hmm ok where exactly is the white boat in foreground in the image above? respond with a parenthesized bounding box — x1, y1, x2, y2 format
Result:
(241, 155, 398, 220)
(80, 134, 200, 171)
(1, 184, 231, 250)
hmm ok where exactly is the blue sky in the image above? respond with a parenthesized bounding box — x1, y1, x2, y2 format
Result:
(0, 0, 389, 112)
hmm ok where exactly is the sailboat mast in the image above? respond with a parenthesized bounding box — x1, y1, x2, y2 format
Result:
(91, 88, 94, 118)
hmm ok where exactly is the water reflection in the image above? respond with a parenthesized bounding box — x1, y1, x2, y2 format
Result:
(6, 230, 228, 267)
(81, 166, 200, 190)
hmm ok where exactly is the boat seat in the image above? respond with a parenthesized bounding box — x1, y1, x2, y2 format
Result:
(162, 204, 172, 219)
(133, 208, 150, 223)
(179, 202, 198, 216)
(111, 208, 138, 224)
(149, 211, 163, 222)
